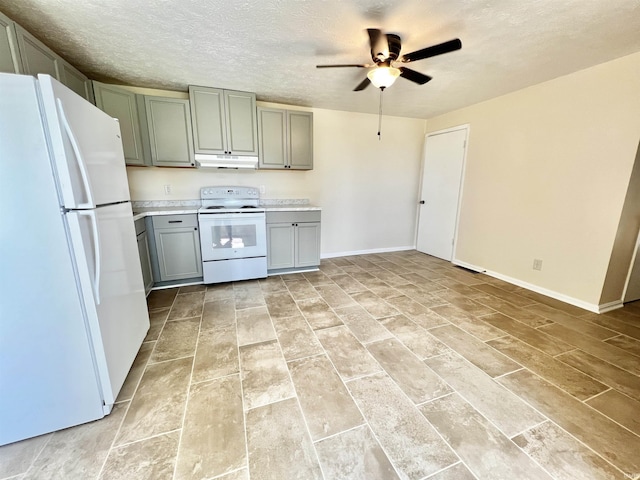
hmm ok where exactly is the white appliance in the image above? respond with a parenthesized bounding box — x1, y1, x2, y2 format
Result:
(0, 74, 150, 446)
(198, 186, 267, 283)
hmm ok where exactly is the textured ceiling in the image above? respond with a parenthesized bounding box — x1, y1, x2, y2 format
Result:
(2, 0, 640, 119)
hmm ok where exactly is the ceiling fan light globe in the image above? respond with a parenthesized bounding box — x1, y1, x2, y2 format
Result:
(367, 66, 401, 88)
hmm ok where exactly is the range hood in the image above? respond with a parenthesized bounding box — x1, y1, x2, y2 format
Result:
(195, 154, 258, 169)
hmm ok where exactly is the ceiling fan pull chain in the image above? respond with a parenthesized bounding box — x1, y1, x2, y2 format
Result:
(378, 87, 384, 140)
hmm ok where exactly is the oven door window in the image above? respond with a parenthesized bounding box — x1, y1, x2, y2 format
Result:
(199, 214, 266, 261)
(212, 224, 257, 249)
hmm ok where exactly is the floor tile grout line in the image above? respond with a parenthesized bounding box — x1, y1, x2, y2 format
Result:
(581, 387, 612, 403)
(274, 320, 329, 480)
(420, 461, 472, 480)
(13, 431, 54, 479)
(551, 341, 640, 378)
(235, 301, 252, 480)
(107, 427, 182, 451)
(492, 368, 633, 476)
(507, 418, 549, 441)
(147, 353, 197, 366)
(553, 347, 640, 396)
(171, 307, 203, 480)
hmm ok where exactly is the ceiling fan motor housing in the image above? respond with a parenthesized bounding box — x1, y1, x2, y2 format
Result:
(372, 33, 402, 63)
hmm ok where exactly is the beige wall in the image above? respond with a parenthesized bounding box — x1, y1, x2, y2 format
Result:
(126, 105, 427, 256)
(425, 52, 640, 308)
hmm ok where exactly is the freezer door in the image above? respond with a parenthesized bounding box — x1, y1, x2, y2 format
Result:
(37, 74, 130, 209)
(66, 202, 150, 406)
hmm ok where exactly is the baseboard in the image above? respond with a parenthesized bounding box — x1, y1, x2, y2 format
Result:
(452, 258, 622, 314)
(321, 246, 415, 259)
(597, 300, 624, 313)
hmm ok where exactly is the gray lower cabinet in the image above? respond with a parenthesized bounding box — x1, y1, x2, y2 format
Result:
(93, 82, 151, 166)
(258, 108, 313, 170)
(145, 96, 196, 167)
(189, 86, 258, 156)
(135, 218, 154, 295)
(152, 214, 203, 281)
(266, 210, 321, 271)
(0, 11, 20, 73)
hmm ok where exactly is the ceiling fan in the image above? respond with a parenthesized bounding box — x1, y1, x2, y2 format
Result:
(317, 29, 462, 91)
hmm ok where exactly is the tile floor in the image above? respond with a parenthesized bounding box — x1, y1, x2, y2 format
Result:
(2, 250, 640, 480)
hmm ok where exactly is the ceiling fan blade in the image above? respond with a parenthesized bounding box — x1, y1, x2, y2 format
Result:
(316, 64, 369, 68)
(353, 77, 371, 91)
(400, 38, 462, 63)
(367, 28, 382, 49)
(399, 67, 432, 85)
(386, 33, 402, 61)
(367, 28, 389, 63)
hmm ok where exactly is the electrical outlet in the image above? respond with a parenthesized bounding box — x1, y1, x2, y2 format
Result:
(533, 259, 543, 271)
(259, 185, 266, 194)
(164, 184, 172, 195)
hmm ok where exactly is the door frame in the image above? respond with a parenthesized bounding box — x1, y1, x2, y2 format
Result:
(415, 124, 470, 262)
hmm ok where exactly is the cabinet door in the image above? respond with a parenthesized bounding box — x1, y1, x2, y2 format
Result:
(288, 111, 313, 170)
(137, 230, 154, 295)
(224, 90, 258, 155)
(154, 227, 203, 281)
(145, 96, 195, 167)
(257, 107, 287, 169)
(295, 222, 321, 268)
(189, 86, 226, 154)
(59, 60, 92, 102)
(267, 223, 295, 269)
(0, 12, 21, 73)
(14, 25, 60, 79)
(94, 82, 149, 166)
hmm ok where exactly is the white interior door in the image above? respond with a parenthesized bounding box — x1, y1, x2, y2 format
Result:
(416, 126, 468, 260)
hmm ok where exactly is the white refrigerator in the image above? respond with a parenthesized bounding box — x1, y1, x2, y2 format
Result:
(0, 74, 150, 445)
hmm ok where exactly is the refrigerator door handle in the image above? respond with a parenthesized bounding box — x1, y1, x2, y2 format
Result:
(78, 210, 102, 305)
(56, 98, 95, 209)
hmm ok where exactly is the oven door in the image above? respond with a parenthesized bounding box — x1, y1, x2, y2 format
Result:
(198, 212, 266, 261)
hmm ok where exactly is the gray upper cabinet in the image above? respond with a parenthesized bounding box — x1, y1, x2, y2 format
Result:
(59, 59, 93, 102)
(94, 82, 151, 166)
(189, 86, 258, 156)
(258, 108, 287, 169)
(258, 107, 313, 170)
(145, 96, 196, 167)
(2, 12, 92, 101)
(0, 11, 21, 73)
(15, 24, 59, 78)
(288, 111, 313, 169)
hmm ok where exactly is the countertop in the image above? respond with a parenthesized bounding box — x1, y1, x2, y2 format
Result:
(132, 203, 321, 221)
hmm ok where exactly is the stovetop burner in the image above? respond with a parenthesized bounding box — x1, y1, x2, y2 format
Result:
(199, 186, 262, 211)
(203, 205, 259, 210)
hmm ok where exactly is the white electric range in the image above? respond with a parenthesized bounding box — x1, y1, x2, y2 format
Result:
(197, 186, 267, 284)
